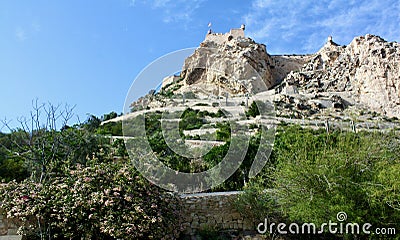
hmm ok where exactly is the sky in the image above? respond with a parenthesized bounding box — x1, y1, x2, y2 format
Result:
(1, 0, 399, 130)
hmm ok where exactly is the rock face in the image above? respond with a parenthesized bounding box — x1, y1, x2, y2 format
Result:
(178, 29, 310, 96)
(180, 29, 293, 94)
(156, 29, 399, 119)
(280, 34, 400, 117)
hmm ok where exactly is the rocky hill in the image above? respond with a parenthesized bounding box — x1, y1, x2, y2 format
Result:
(178, 28, 310, 95)
(126, 28, 400, 132)
(280, 34, 400, 118)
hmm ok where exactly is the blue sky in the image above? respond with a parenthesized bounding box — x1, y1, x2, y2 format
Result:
(1, 0, 399, 130)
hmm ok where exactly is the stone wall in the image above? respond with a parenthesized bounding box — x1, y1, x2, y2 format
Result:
(204, 28, 245, 45)
(0, 209, 18, 236)
(229, 28, 245, 38)
(180, 191, 255, 235)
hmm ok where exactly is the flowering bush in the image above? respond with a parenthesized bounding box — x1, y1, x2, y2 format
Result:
(0, 161, 182, 239)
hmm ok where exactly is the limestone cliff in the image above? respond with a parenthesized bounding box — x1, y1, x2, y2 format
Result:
(280, 34, 400, 117)
(155, 30, 399, 119)
(178, 29, 308, 95)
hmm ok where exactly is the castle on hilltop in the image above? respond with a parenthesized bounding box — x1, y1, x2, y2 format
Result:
(205, 24, 245, 44)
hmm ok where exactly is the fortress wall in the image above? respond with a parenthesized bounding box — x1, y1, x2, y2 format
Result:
(205, 33, 230, 45)
(229, 28, 245, 38)
(204, 28, 245, 45)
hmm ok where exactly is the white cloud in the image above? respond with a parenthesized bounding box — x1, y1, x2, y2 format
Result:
(15, 27, 27, 41)
(15, 22, 41, 42)
(131, 0, 204, 24)
(242, 0, 400, 54)
(31, 22, 41, 32)
(129, 0, 136, 7)
(153, 0, 171, 8)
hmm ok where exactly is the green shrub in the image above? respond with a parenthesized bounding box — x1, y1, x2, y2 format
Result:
(215, 122, 231, 141)
(234, 184, 279, 223)
(245, 101, 260, 118)
(0, 160, 182, 239)
(179, 108, 207, 130)
(239, 125, 400, 238)
(96, 121, 123, 136)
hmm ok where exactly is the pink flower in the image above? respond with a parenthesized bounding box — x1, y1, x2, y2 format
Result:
(21, 195, 29, 201)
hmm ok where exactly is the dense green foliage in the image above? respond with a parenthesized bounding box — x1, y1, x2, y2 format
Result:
(236, 126, 400, 239)
(0, 132, 29, 182)
(0, 108, 181, 239)
(1, 102, 399, 239)
(0, 126, 109, 183)
(179, 108, 207, 131)
(102, 111, 118, 121)
(179, 108, 226, 131)
(96, 121, 123, 136)
(125, 110, 260, 191)
(245, 100, 260, 118)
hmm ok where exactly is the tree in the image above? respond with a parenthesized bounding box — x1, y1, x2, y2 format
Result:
(83, 114, 101, 132)
(102, 111, 118, 121)
(245, 101, 260, 118)
(0, 101, 109, 183)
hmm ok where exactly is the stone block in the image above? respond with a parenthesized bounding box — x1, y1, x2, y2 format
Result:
(0, 228, 8, 236)
(231, 212, 241, 219)
(243, 221, 254, 230)
(7, 229, 18, 235)
(0, 236, 22, 240)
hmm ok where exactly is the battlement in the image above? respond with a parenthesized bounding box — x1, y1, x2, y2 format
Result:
(204, 28, 245, 45)
(229, 28, 245, 38)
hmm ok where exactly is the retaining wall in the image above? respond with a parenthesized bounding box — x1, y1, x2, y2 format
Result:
(180, 191, 255, 235)
(0, 209, 18, 236)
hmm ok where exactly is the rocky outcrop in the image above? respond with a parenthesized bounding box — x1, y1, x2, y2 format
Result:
(180, 34, 274, 94)
(148, 30, 399, 120)
(270, 55, 311, 83)
(280, 34, 400, 117)
(178, 30, 311, 96)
